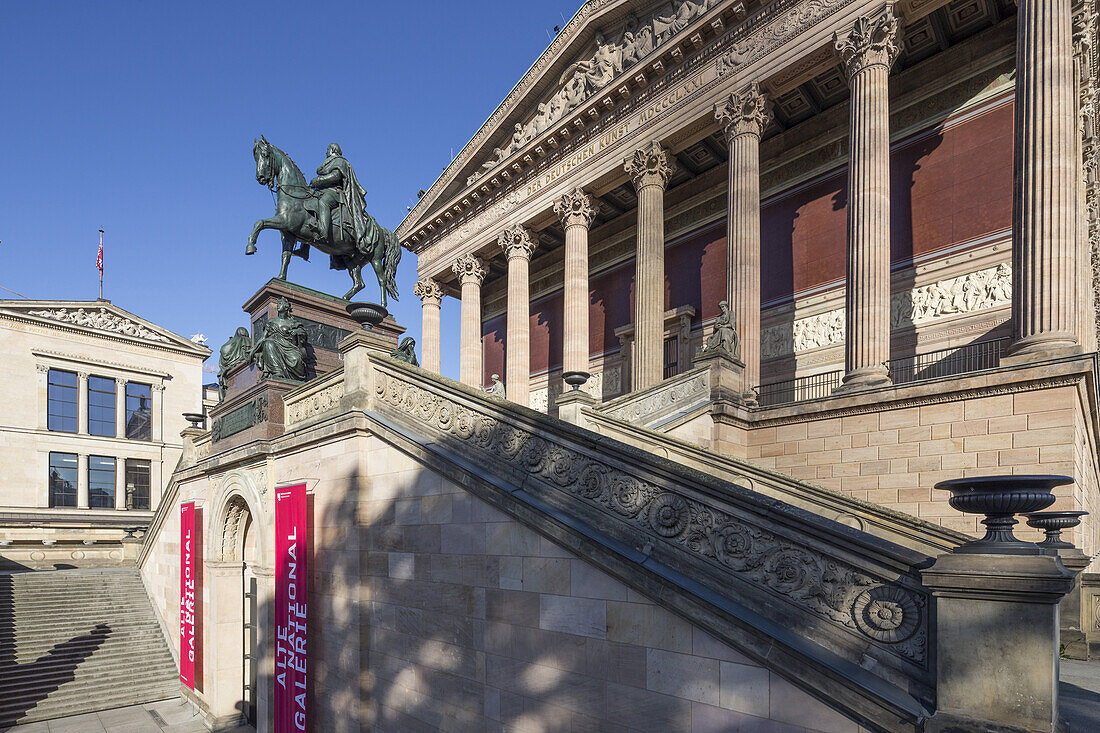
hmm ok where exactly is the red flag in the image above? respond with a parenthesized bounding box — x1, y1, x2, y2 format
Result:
(96, 243, 103, 273)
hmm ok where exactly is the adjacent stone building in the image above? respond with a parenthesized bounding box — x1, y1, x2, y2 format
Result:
(0, 299, 209, 562)
(399, 0, 1100, 563)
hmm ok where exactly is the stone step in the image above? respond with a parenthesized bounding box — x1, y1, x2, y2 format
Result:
(0, 569, 177, 724)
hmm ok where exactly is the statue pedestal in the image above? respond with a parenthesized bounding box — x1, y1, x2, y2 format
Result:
(207, 376, 297, 452)
(242, 278, 403, 380)
(692, 349, 752, 406)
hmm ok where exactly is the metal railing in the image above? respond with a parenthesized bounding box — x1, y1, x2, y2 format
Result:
(755, 370, 843, 407)
(753, 338, 1009, 407)
(887, 337, 1009, 386)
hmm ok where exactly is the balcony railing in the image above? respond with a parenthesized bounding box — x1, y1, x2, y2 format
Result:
(755, 370, 843, 407)
(754, 338, 1009, 407)
(886, 338, 1009, 386)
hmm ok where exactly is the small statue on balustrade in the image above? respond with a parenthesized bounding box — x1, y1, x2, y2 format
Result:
(217, 327, 253, 400)
(484, 374, 507, 398)
(702, 300, 741, 360)
(390, 337, 419, 367)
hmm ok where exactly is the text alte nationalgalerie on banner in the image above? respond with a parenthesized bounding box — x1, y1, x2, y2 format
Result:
(120, 2, 1100, 733)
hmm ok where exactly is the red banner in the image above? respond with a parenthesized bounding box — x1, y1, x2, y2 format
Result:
(275, 484, 308, 733)
(179, 502, 196, 690)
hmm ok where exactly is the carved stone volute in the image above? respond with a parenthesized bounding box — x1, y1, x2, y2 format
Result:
(413, 278, 444, 306)
(625, 141, 676, 191)
(714, 82, 771, 140)
(833, 11, 903, 80)
(497, 225, 538, 261)
(452, 254, 486, 285)
(554, 188, 599, 229)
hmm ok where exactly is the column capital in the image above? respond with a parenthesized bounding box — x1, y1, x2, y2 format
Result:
(714, 82, 771, 140)
(452, 253, 486, 285)
(554, 188, 599, 229)
(833, 10, 902, 80)
(413, 277, 444, 306)
(624, 141, 676, 191)
(497, 225, 538, 261)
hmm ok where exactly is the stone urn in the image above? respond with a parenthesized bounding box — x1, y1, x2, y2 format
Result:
(182, 412, 206, 429)
(346, 302, 388, 330)
(562, 371, 591, 391)
(935, 475, 1071, 554)
(1024, 510, 1089, 550)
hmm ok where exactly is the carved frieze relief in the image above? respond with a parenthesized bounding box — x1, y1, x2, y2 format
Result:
(285, 381, 344, 426)
(761, 263, 1013, 359)
(602, 369, 710, 424)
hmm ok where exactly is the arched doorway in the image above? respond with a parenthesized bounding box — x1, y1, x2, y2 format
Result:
(216, 494, 259, 726)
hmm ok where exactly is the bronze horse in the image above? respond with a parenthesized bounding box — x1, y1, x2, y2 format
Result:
(247, 136, 401, 304)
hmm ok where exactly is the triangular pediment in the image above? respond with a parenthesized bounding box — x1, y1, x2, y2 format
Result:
(0, 300, 211, 356)
(398, 0, 739, 243)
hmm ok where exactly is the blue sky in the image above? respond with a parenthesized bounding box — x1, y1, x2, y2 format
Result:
(0, 0, 580, 386)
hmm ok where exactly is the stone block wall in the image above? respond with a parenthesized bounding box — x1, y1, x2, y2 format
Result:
(743, 383, 1096, 557)
(360, 435, 866, 733)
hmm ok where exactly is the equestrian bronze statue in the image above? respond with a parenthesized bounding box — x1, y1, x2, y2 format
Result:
(248, 137, 402, 305)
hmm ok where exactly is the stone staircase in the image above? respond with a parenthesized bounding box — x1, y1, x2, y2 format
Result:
(0, 568, 179, 727)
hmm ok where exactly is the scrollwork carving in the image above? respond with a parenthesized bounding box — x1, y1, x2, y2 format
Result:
(714, 82, 771, 140)
(371, 365, 928, 664)
(625, 141, 676, 191)
(497, 225, 538, 261)
(452, 254, 486, 285)
(554, 188, 599, 229)
(413, 278, 444, 306)
(833, 11, 903, 79)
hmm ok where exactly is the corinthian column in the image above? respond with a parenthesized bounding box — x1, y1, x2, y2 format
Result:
(413, 277, 444, 373)
(554, 188, 599, 382)
(715, 83, 770, 398)
(1007, 0, 1082, 360)
(625, 141, 676, 391)
(834, 11, 901, 390)
(499, 226, 538, 405)
(452, 254, 486, 387)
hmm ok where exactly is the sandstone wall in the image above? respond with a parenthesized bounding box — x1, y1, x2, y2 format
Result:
(360, 434, 865, 733)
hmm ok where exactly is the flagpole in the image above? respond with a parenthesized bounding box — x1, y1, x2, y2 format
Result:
(98, 229, 104, 300)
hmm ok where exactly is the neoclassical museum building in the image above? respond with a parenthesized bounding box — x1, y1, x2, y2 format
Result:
(400, 0, 1100, 559)
(124, 1, 1100, 732)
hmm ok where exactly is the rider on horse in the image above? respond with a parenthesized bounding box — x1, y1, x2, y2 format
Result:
(309, 143, 369, 247)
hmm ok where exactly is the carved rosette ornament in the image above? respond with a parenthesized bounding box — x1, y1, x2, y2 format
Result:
(624, 140, 676, 191)
(497, 225, 538, 261)
(452, 254, 486, 285)
(714, 83, 772, 140)
(413, 278, 444, 306)
(554, 188, 599, 229)
(833, 12, 903, 79)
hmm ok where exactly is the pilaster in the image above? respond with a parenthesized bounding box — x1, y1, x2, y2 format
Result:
(413, 278, 444, 374)
(115, 377, 126, 439)
(499, 226, 538, 405)
(715, 83, 770, 399)
(833, 10, 901, 391)
(554, 188, 599, 382)
(1007, 0, 1083, 362)
(453, 254, 486, 388)
(151, 383, 164, 443)
(77, 453, 88, 509)
(625, 141, 676, 392)
(77, 371, 89, 435)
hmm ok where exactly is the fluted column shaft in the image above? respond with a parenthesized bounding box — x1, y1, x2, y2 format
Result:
(414, 278, 444, 373)
(555, 189, 599, 379)
(835, 12, 901, 390)
(1010, 0, 1081, 356)
(625, 142, 676, 391)
(499, 226, 538, 405)
(452, 255, 486, 387)
(716, 84, 770, 396)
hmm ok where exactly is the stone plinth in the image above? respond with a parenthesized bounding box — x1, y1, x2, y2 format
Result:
(922, 552, 1076, 733)
(242, 278, 399, 381)
(692, 349, 749, 406)
(206, 376, 296, 452)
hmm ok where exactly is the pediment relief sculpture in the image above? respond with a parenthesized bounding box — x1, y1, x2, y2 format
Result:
(27, 307, 171, 343)
(467, 0, 723, 187)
